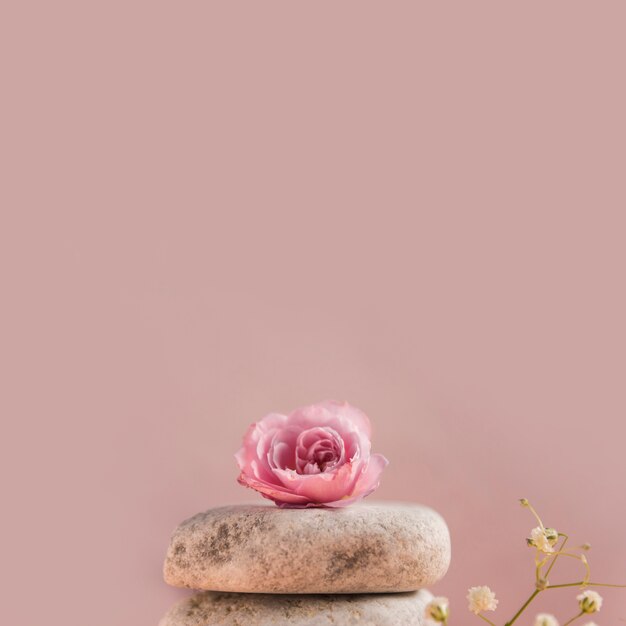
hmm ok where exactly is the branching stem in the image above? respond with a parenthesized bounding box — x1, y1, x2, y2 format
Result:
(562, 611, 584, 626)
(544, 534, 569, 579)
(546, 581, 626, 590)
(505, 589, 539, 626)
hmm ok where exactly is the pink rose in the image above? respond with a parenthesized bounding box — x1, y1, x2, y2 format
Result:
(235, 400, 389, 508)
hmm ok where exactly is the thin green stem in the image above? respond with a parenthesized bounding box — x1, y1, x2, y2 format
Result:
(545, 534, 569, 579)
(546, 581, 626, 590)
(562, 611, 584, 626)
(505, 589, 540, 626)
(535, 552, 543, 584)
(477, 613, 497, 626)
(523, 501, 545, 529)
(540, 550, 591, 584)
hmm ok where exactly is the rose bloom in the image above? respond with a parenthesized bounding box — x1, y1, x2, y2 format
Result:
(235, 400, 388, 507)
(467, 586, 498, 614)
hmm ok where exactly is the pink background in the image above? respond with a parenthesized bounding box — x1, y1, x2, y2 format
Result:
(2, 3, 626, 625)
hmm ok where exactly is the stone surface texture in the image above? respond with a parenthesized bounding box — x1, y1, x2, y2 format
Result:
(159, 589, 434, 626)
(163, 502, 450, 593)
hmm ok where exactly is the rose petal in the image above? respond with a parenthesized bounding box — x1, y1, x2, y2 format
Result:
(295, 426, 344, 473)
(267, 427, 300, 470)
(237, 472, 311, 505)
(271, 462, 358, 504)
(324, 453, 389, 507)
(235, 413, 289, 486)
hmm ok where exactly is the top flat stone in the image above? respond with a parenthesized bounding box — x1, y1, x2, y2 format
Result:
(163, 502, 450, 594)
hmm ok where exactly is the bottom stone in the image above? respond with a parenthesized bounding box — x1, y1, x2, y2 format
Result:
(160, 590, 433, 626)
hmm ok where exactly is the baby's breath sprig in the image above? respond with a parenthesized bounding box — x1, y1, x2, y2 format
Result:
(423, 499, 626, 626)
(424, 597, 450, 626)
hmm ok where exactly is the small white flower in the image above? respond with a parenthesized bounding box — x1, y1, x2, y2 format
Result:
(528, 526, 559, 553)
(534, 613, 559, 626)
(577, 590, 603, 614)
(467, 586, 498, 614)
(582, 622, 599, 626)
(424, 596, 449, 623)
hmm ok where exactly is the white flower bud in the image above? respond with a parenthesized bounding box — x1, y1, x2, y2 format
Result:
(534, 613, 559, 626)
(577, 590, 603, 614)
(544, 528, 559, 545)
(528, 526, 559, 553)
(467, 586, 498, 614)
(424, 597, 449, 623)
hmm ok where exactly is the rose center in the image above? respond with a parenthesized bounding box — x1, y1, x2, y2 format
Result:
(295, 427, 345, 475)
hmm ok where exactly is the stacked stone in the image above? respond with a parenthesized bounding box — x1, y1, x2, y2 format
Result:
(160, 502, 450, 626)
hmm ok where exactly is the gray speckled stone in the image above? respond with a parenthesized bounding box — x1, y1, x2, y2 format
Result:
(159, 590, 433, 626)
(163, 502, 450, 593)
